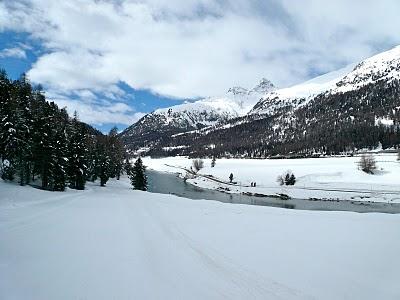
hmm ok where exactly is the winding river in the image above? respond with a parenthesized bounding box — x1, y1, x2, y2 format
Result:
(147, 170, 400, 214)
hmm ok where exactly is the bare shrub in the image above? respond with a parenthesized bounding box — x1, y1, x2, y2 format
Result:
(358, 154, 377, 174)
(192, 159, 204, 173)
(277, 175, 284, 186)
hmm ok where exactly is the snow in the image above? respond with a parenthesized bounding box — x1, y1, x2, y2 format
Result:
(375, 116, 394, 127)
(149, 78, 274, 129)
(250, 63, 356, 114)
(1, 180, 399, 299)
(337, 45, 400, 92)
(143, 154, 400, 203)
(252, 45, 400, 115)
(272, 63, 355, 100)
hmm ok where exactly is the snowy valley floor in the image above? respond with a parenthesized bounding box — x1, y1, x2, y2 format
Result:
(143, 154, 400, 203)
(1, 179, 400, 299)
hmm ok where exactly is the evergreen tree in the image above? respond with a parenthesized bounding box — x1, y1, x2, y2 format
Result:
(96, 135, 111, 187)
(124, 157, 132, 176)
(0, 70, 15, 180)
(67, 113, 87, 190)
(108, 127, 125, 180)
(211, 156, 216, 167)
(48, 105, 68, 191)
(85, 133, 98, 182)
(129, 157, 147, 191)
(9, 74, 33, 185)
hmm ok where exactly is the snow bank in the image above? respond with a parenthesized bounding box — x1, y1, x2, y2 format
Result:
(143, 154, 400, 203)
(0, 180, 399, 299)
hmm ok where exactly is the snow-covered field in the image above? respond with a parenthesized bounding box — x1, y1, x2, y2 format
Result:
(143, 154, 400, 203)
(1, 179, 400, 299)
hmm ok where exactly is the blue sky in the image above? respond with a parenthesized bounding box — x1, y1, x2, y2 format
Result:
(1, 0, 399, 132)
(0, 31, 184, 133)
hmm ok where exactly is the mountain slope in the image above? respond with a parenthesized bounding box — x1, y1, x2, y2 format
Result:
(120, 79, 275, 153)
(251, 46, 400, 117)
(138, 45, 400, 157)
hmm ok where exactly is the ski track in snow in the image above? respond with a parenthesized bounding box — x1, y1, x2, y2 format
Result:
(1, 180, 399, 299)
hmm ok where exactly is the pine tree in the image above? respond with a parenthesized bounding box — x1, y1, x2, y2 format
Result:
(0, 70, 15, 180)
(108, 127, 125, 180)
(10, 74, 33, 186)
(96, 135, 111, 187)
(48, 104, 68, 191)
(124, 157, 132, 176)
(284, 173, 291, 185)
(211, 156, 216, 167)
(67, 113, 87, 190)
(85, 133, 98, 182)
(288, 174, 296, 185)
(129, 157, 147, 191)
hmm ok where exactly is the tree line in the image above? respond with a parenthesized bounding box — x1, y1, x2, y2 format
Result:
(0, 69, 127, 191)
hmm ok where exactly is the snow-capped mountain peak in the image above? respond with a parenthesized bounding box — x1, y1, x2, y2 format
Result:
(250, 78, 275, 94)
(251, 45, 400, 115)
(227, 86, 248, 96)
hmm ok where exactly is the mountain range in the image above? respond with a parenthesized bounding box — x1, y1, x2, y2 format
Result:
(121, 46, 400, 157)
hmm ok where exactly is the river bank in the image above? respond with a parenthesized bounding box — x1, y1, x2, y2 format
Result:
(143, 154, 400, 204)
(146, 170, 400, 213)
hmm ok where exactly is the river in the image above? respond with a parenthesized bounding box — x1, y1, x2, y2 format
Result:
(147, 170, 400, 213)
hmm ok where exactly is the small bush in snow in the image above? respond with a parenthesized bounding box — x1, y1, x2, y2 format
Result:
(277, 175, 284, 186)
(277, 171, 296, 186)
(192, 159, 204, 173)
(358, 154, 377, 174)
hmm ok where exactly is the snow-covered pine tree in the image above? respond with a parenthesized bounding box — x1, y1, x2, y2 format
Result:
(129, 157, 147, 191)
(84, 133, 98, 182)
(48, 104, 68, 191)
(108, 127, 125, 180)
(0, 69, 15, 180)
(38, 101, 55, 189)
(96, 135, 111, 187)
(10, 74, 33, 186)
(67, 112, 87, 190)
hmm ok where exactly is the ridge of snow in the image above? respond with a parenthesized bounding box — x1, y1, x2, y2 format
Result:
(148, 78, 275, 127)
(251, 45, 400, 115)
(250, 63, 356, 115)
(336, 45, 400, 92)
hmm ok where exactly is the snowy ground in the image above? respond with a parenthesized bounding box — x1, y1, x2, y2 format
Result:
(143, 154, 400, 203)
(1, 179, 400, 299)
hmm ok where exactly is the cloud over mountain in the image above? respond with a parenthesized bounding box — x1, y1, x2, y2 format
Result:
(1, 0, 400, 126)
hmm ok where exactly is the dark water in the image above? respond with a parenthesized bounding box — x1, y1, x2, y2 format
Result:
(147, 170, 400, 214)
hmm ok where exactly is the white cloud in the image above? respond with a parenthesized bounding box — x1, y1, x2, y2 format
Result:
(48, 92, 145, 126)
(1, 0, 400, 125)
(0, 47, 27, 59)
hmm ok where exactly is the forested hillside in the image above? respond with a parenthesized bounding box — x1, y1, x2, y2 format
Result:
(165, 78, 400, 158)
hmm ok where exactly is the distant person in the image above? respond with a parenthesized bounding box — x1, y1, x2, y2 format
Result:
(229, 173, 233, 183)
(254, 182, 256, 187)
